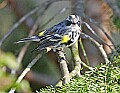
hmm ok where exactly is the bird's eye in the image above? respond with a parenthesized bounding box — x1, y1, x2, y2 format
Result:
(77, 21, 81, 26)
(66, 20, 72, 26)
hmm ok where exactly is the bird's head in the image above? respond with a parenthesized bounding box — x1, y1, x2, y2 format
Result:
(65, 15, 81, 26)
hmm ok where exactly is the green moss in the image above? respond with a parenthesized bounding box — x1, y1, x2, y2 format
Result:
(39, 46, 120, 93)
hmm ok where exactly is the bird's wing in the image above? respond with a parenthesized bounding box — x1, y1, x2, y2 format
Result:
(43, 21, 66, 35)
(32, 34, 62, 52)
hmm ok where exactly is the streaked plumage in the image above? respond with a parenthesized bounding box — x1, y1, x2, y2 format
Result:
(16, 15, 82, 51)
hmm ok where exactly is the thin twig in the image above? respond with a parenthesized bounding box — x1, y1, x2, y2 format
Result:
(83, 14, 115, 46)
(82, 22, 113, 50)
(8, 0, 34, 28)
(81, 60, 94, 70)
(9, 53, 44, 93)
(0, 6, 40, 47)
(55, 64, 81, 87)
(79, 38, 90, 66)
(11, 16, 41, 75)
(40, 7, 68, 29)
(11, 0, 53, 75)
(80, 33, 109, 64)
(0, 0, 57, 47)
(81, 33, 110, 93)
(0, 0, 8, 9)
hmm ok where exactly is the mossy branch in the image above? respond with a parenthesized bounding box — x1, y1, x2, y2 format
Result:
(70, 41, 81, 77)
(56, 41, 94, 87)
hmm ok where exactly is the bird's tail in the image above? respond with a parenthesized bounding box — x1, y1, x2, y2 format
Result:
(15, 36, 40, 44)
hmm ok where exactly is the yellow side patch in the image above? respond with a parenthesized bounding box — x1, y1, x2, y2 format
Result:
(61, 35, 70, 43)
(38, 31, 44, 36)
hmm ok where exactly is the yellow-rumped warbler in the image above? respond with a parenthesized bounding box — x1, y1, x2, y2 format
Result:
(16, 15, 82, 51)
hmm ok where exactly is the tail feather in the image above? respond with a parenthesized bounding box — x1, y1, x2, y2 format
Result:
(15, 36, 40, 44)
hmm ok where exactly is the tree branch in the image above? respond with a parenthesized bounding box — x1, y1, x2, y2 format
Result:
(9, 52, 45, 93)
(0, 0, 57, 47)
(82, 14, 115, 46)
(56, 41, 94, 87)
(11, 0, 53, 75)
(56, 48, 70, 85)
(80, 33, 109, 64)
(79, 38, 90, 66)
(70, 41, 81, 77)
(0, 5, 40, 47)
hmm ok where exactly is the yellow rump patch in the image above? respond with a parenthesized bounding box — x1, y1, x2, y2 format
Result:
(38, 31, 44, 36)
(61, 35, 70, 43)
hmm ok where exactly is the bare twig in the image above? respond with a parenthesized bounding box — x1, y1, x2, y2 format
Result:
(80, 33, 110, 93)
(83, 14, 115, 46)
(70, 42, 93, 71)
(11, 0, 54, 75)
(56, 35, 94, 87)
(56, 48, 70, 84)
(0, 0, 57, 47)
(9, 53, 45, 93)
(8, 0, 34, 28)
(69, 60, 93, 77)
(40, 7, 68, 29)
(79, 38, 90, 65)
(0, 6, 40, 47)
(11, 14, 42, 75)
(82, 22, 113, 50)
(80, 33, 109, 64)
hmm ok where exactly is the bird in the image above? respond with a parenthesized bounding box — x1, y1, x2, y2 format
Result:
(16, 15, 82, 52)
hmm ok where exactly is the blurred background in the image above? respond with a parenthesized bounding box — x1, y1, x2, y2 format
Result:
(0, 0, 120, 92)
